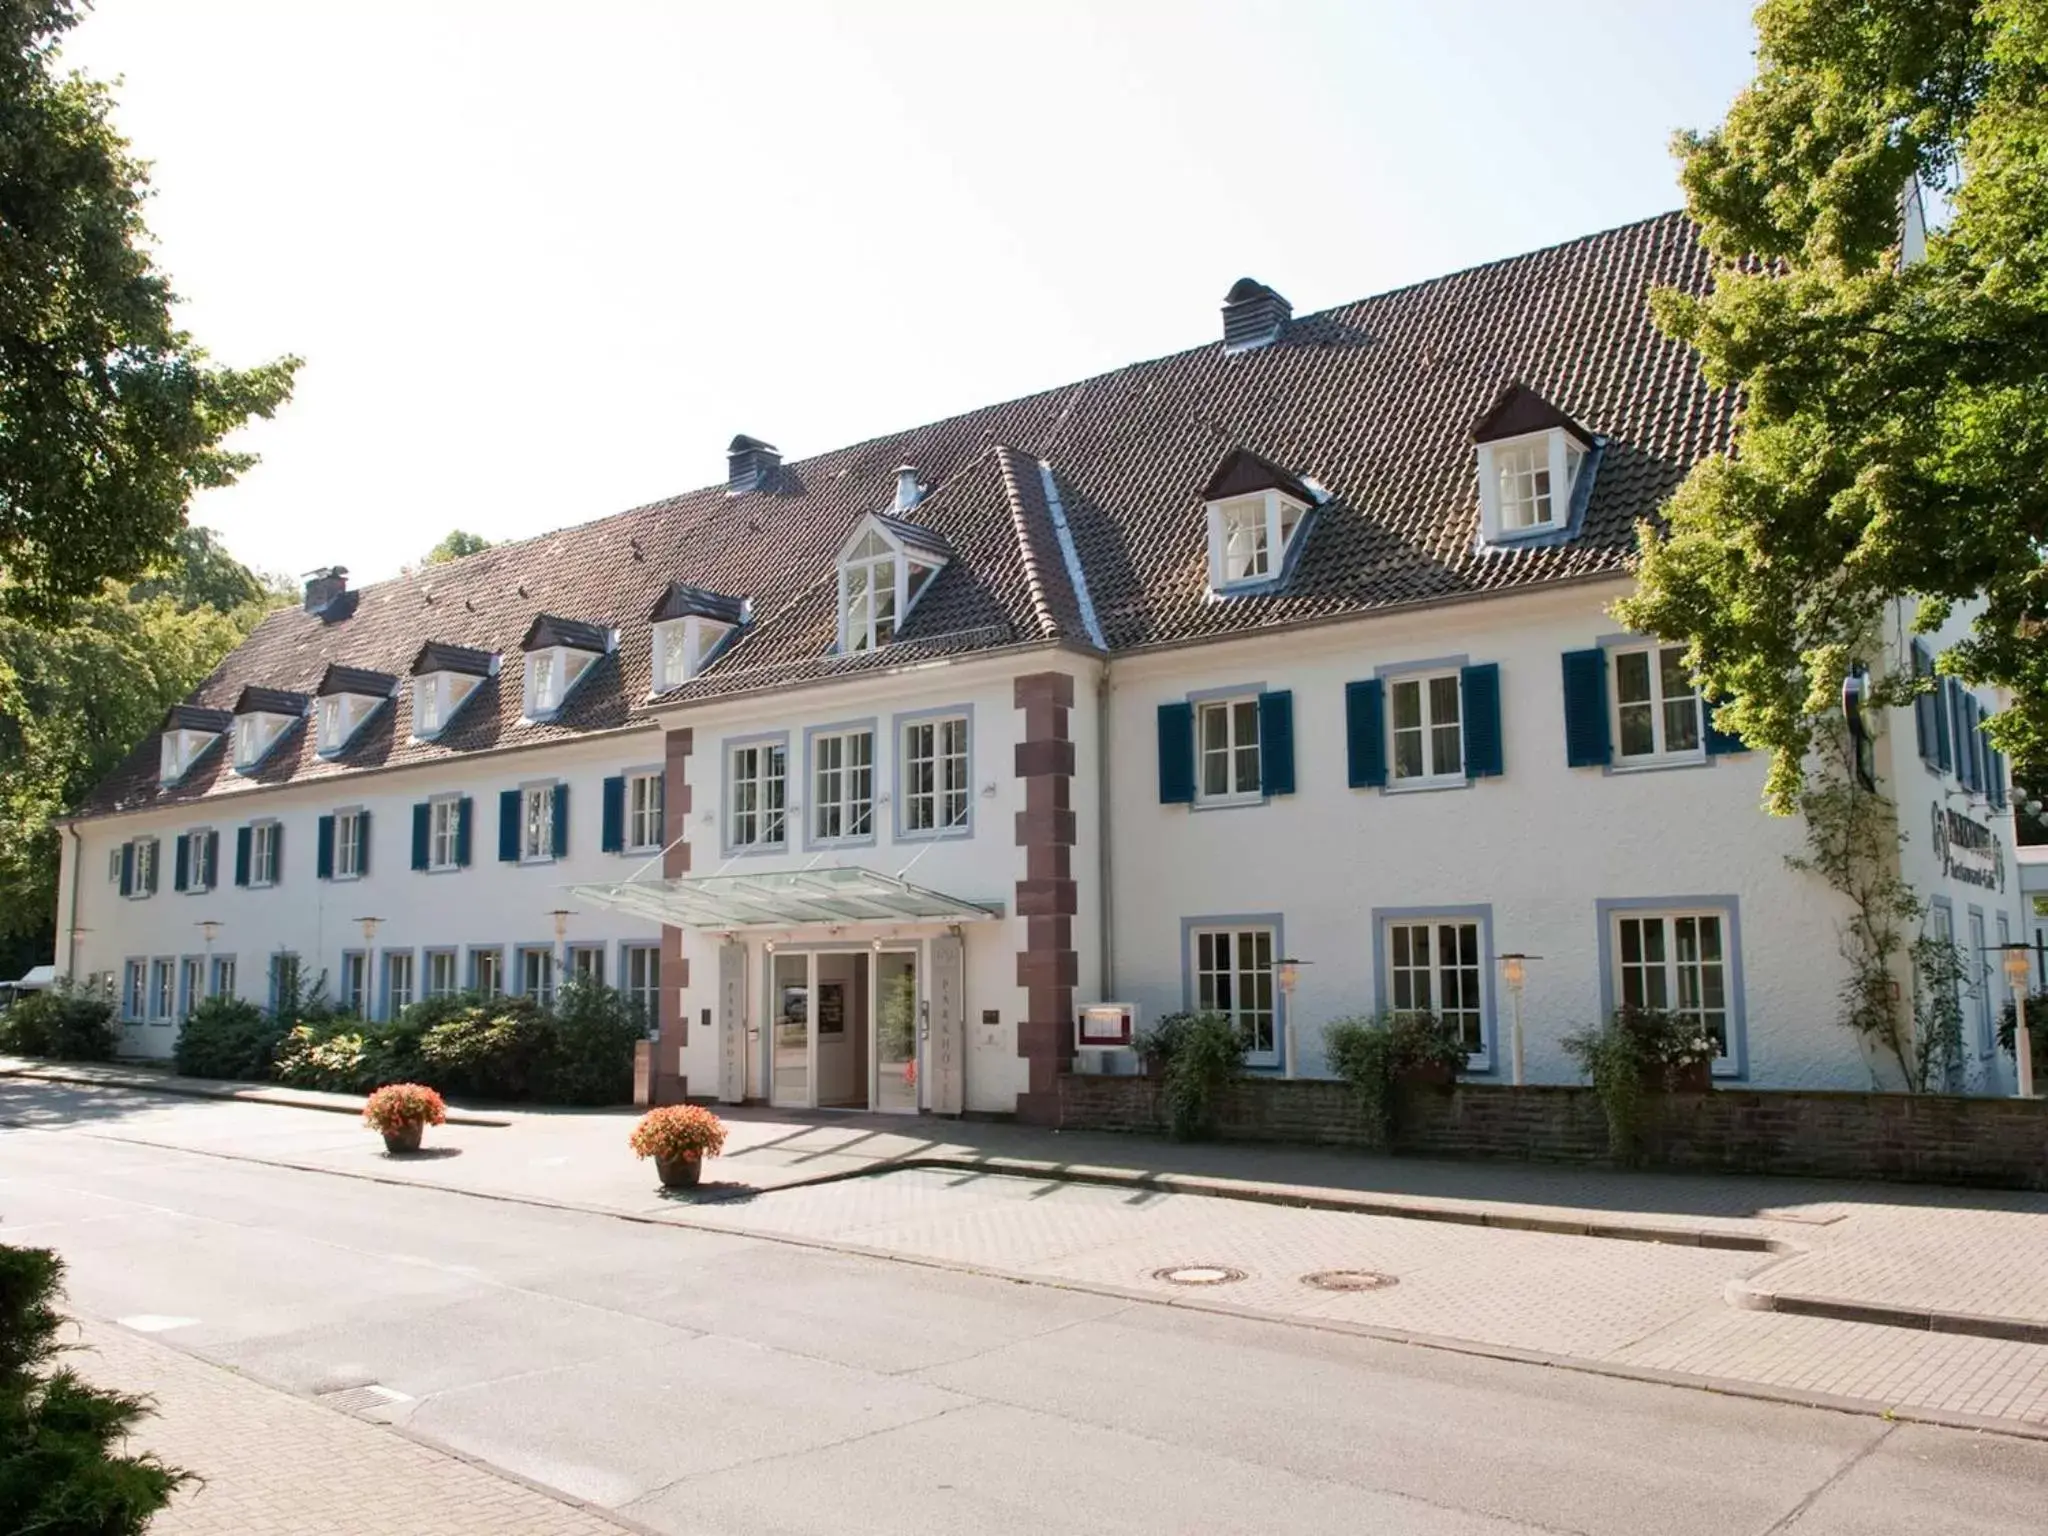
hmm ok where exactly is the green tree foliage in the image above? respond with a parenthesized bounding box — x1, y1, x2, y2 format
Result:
(0, 0, 299, 624)
(423, 529, 492, 565)
(1614, 0, 2048, 811)
(0, 1244, 187, 1533)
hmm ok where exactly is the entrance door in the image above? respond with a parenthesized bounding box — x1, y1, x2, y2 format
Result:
(873, 950, 919, 1114)
(770, 951, 810, 1108)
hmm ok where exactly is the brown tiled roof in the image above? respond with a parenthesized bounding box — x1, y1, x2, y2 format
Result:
(76, 211, 1733, 820)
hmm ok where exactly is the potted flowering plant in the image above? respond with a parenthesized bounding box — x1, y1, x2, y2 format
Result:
(363, 1082, 446, 1154)
(630, 1104, 728, 1189)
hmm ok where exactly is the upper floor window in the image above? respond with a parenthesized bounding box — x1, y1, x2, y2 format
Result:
(836, 518, 946, 655)
(627, 771, 664, 852)
(657, 623, 691, 689)
(233, 716, 258, 767)
(1614, 644, 1702, 763)
(518, 621, 608, 722)
(334, 809, 365, 879)
(250, 821, 280, 887)
(1390, 672, 1463, 784)
(318, 696, 345, 750)
(902, 715, 969, 836)
(180, 829, 216, 893)
(429, 798, 461, 870)
(531, 651, 558, 711)
(811, 728, 875, 843)
(729, 740, 788, 849)
(415, 677, 443, 735)
(1208, 491, 1307, 587)
(1471, 385, 1597, 546)
(1197, 697, 1261, 803)
(522, 784, 555, 861)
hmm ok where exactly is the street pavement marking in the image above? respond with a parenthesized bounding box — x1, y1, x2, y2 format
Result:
(118, 1314, 198, 1333)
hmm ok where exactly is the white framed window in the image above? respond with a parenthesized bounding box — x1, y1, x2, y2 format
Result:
(518, 946, 554, 1007)
(811, 728, 874, 843)
(1383, 919, 1487, 1062)
(150, 959, 175, 1022)
(129, 838, 157, 899)
(627, 771, 664, 852)
(530, 652, 558, 711)
(334, 810, 365, 879)
(341, 953, 368, 1016)
(1196, 697, 1261, 803)
(123, 960, 147, 1022)
(1206, 490, 1308, 589)
(1389, 673, 1464, 783)
(472, 948, 503, 999)
(836, 522, 943, 654)
(569, 946, 604, 985)
(1613, 644, 1703, 762)
(425, 950, 459, 999)
(729, 740, 788, 849)
(1190, 925, 1278, 1066)
(902, 715, 970, 835)
(183, 830, 215, 892)
(211, 956, 236, 999)
(385, 951, 415, 1015)
(1476, 429, 1587, 542)
(414, 676, 443, 736)
(429, 798, 461, 870)
(1613, 909, 1733, 1069)
(522, 784, 555, 862)
(233, 716, 258, 768)
(318, 696, 344, 752)
(250, 822, 279, 887)
(623, 944, 660, 1030)
(178, 957, 203, 1020)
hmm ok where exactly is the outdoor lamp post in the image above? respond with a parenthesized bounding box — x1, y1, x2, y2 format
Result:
(1276, 958, 1308, 1078)
(2004, 944, 2035, 1100)
(1499, 954, 1539, 1087)
(550, 909, 571, 987)
(354, 916, 382, 947)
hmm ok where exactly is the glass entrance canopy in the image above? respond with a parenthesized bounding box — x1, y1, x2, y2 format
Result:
(564, 867, 1001, 931)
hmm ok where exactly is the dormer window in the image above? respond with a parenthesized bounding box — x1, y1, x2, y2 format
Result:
(646, 583, 747, 693)
(1471, 383, 1598, 547)
(229, 687, 308, 774)
(408, 641, 496, 743)
(518, 616, 611, 723)
(834, 516, 948, 655)
(157, 705, 231, 786)
(531, 651, 559, 710)
(314, 665, 396, 758)
(1200, 447, 1321, 594)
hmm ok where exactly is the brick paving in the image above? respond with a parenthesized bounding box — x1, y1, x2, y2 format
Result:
(74, 1316, 629, 1535)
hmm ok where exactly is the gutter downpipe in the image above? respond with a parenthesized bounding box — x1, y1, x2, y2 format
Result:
(62, 822, 83, 981)
(1097, 663, 1114, 1001)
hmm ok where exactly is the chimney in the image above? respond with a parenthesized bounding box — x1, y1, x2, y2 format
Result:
(727, 434, 781, 495)
(1221, 277, 1291, 353)
(894, 464, 923, 513)
(303, 566, 349, 615)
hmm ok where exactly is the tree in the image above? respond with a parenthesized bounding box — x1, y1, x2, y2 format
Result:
(0, 0, 299, 626)
(1614, 0, 2048, 812)
(423, 529, 492, 565)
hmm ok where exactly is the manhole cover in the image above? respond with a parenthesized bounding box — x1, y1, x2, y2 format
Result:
(1302, 1269, 1398, 1292)
(1152, 1264, 1246, 1286)
(316, 1383, 411, 1415)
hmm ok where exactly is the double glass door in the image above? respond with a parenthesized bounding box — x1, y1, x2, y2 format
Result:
(768, 948, 919, 1112)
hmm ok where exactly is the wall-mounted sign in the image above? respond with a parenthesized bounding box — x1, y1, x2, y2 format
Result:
(1932, 802, 2005, 893)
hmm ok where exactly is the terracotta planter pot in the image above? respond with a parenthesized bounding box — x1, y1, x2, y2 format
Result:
(381, 1123, 423, 1155)
(656, 1153, 703, 1189)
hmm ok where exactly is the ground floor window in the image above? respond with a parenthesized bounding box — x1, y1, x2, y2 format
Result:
(623, 944, 660, 1033)
(123, 960, 146, 1022)
(340, 952, 368, 1016)
(569, 946, 604, 986)
(211, 956, 236, 1000)
(1188, 923, 1278, 1066)
(385, 951, 415, 1016)
(1381, 916, 1487, 1061)
(149, 959, 175, 1023)
(518, 946, 554, 1007)
(179, 957, 203, 1020)
(472, 948, 503, 999)
(425, 950, 459, 999)
(1611, 907, 1734, 1068)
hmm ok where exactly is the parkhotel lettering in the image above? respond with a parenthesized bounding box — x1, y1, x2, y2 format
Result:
(1931, 801, 2005, 893)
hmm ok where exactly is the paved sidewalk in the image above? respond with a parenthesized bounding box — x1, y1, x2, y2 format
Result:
(73, 1315, 631, 1535)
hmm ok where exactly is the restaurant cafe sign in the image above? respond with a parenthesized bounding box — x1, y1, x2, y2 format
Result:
(1932, 802, 2005, 893)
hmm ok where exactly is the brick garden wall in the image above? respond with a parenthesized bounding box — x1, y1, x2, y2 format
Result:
(1055, 1073, 2048, 1188)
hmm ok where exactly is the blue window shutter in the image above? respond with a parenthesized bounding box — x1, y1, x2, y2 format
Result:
(1703, 700, 1747, 755)
(1157, 702, 1195, 804)
(1345, 679, 1386, 788)
(1933, 676, 1953, 773)
(552, 783, 569, 858)
(412, 804, 431, 871)
(174, 836, 189, 893)
(357, 810, 371, 875)
(271, 824, 284, 882)
(1258, 690, 1295, 796)
(499, 789, 521, 862)
(456, 797, 474, 867)
(234, 826, 252, 887)
(1973, 702, 1990, 793)
(1911, 642, 1936, 762)
(119, 842, 135, 897)
(205, 831, 219, 889)
(1561, 649, 1611, 768)
(1956, 691, 1976, 789)
(1989, 747, 2006, 810)
(145, 840, 159, 894)
(316, 815, 335, 880)
(1460, 664, 1503, 778)
(601, 775, 626, 853)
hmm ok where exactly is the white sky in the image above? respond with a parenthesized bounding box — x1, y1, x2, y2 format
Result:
(61, 0, 1757, 586)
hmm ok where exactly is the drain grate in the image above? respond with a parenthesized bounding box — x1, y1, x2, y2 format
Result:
(316, 1383, 411, 1415)
(1152, 1264, 1246, 1287)
(1302, 1269, 1398, 1292)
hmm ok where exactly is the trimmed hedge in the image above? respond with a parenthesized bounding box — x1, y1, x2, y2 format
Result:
(0, 985, 117, 1062)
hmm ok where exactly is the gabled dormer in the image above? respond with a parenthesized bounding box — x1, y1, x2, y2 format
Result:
(1202, 447, 1322, 594)
(1472, 383, 1600, 547)
(519, 615, 612, 722)
(836, 513, 949, 654)
(648, 583, 747, 694)
(230, 687, 308, 774)
(409, 641, 496, 742)
(314, 664, 397, 758)
(159, 704, 233, 786)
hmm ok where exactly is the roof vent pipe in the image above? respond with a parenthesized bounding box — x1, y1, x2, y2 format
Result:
(895, 464, 923, 513)
(1221, 278, 1292, 353)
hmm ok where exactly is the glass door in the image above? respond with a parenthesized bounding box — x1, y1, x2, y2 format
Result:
(873, 950, 919, 1113)
(771, 952, 810, 1108)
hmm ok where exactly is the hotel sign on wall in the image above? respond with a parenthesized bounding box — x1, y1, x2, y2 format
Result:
(1932, 802, 2005, 893)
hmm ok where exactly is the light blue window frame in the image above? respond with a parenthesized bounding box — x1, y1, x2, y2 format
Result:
(514, 942, 557, 1006)
(467, 944, 506, 998)
(422, 946, 460, 999)
(177, 954, 206, 1021)
(1596, 895, 1748, 1079)
(618, 941, 662, 1033)
(380, 947, 417, 1020)
(120, 957, 147, 1023)
(1967, 904, 1993, 1059)
(1371, 903, 1496, 1071)
(892, 704, 976, 842)
(1373, 654, 1475, 795)
(565, 941, 607, 988)
(148, 957, 176, 1024)
(1180, 911, 1286, 1071)
(339, 948, 370, 1017)
(721, 731, 792, 857)
(209, 954, 237, 1001)
(802, 717, 880, 852)
(266, 951, 301, 1014)
(1187, 682, 1268, 812)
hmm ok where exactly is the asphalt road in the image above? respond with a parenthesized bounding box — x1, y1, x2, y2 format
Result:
(5, 1090, 2048, 1535)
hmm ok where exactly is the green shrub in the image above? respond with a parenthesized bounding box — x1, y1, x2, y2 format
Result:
(1134, 1010, 1195, 1074)
(1159, 1011, 1244, 1140)
(1996, 992, 2048, 1062)
(0, 983, 117, 1062)
(1323, 1011, 1466, 1149)
(540, 980, 643, 1105)
(0, 1243, 187, 1532)
(272, 1024, 371, 1092)
(418, 997, 553, 1101)
(1561, 1006, 1712, 1163)
(173, 995, 284, 1081)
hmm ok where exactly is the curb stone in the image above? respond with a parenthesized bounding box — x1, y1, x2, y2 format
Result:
(0, 1061, 511, 1126)
(1724, 1277, 2048, 1346)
